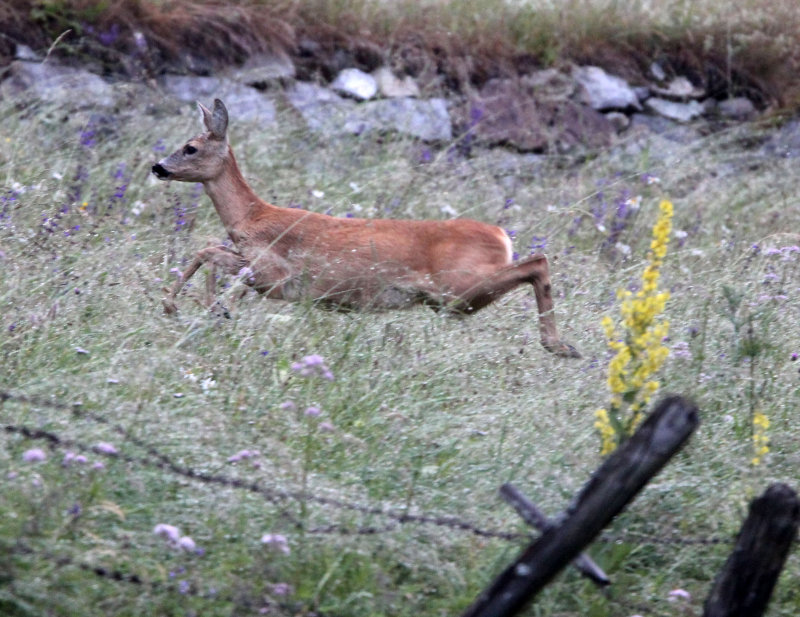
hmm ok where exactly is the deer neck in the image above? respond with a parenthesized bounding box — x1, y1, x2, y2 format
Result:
(202, 146, 263, 241)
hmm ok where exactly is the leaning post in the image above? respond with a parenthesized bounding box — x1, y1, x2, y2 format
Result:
(461, 395, 699, 617)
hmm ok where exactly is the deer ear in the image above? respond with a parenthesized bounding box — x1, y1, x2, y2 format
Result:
(209, 99, 228, 140)
(197, 101, 213, 131)
(196, 100, 228, 140)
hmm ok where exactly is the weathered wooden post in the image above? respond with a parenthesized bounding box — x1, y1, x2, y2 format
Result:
(703, 483, 799, 617)
(461, 395, 699, 617)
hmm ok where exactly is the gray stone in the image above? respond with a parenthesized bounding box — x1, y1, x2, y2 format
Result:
(0, 60, 115, 109)
(331, 68, 378, 100)
(573, 65, 641, 111)
(159, 76, 276, 125)
(630, 113, 701, 143)
(286, 82, 450, 141)
(231, 51, 296, 86)
(217, 83, 276, 125)
(160, 75, 221, 103)
(633, 86, 651, 102)
(521, 68, 576, 100)
(644, 97, 704, 123)
(718, 97, 757, 120)
(605, 111, 630, 132)
(285, 81, 356, 133)
(460, 77, 613, 152)
(650, 62, 666, 82)
(762, 120, 800, 158)
(357, 98, 451, 141)
(372, 67, 420, 98)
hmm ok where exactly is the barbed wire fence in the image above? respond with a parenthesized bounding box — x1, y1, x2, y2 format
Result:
(3, 389, 784, 616)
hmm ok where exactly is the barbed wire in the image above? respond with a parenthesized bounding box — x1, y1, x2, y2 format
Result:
(3, 389, 759, 615)
(6, 540, 279, 610)
(0, 390, 523, 541)
(1, 389, 741, 547)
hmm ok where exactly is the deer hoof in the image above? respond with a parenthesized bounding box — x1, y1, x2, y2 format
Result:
(542, 339, 582, 359)
(162, 298, 179, 315)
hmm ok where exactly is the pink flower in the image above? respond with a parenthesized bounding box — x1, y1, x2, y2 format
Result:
(22, 448, 46, 463)
(304, 406, 321, 417)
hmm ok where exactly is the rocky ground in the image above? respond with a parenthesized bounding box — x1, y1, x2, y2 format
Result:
(3, 39, 800, 167)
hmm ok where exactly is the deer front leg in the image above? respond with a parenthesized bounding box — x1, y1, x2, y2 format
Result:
(163, 245, 247, 314)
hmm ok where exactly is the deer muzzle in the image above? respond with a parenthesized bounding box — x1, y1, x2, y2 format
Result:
(151, 163, 172, 180)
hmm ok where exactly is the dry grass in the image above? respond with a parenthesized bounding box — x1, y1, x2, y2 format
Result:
(2, 0, 800, 106)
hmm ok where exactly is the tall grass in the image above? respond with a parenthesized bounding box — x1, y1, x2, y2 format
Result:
(2, 83, 800, 615)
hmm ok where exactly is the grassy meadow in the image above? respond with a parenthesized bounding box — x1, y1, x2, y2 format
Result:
(3, 78, 800, 616)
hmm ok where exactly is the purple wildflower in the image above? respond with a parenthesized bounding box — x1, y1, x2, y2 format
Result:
(22, 448, 46, 463)
(261, 533, 290, 555)
(154, 523, 181, 544)
(319, 421, 335, 433)
(227, 449, 260, 463)
(291, 354, 334, 380)
(94, 442, 118, 455)
(269, 582, 293, 596)
(178, 536, 196, 552)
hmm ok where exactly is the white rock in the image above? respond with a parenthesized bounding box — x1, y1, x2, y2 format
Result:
(651, 76, 705, 100)
(573, 65, 641, 111)
(231, 51, 296, 85)
(331, 68, 378, 101)
(372, 67, 420, 98)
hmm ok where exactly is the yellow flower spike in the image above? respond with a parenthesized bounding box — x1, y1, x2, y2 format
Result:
(596, 200, 674, 454)
(751, 411, 770, 466)
(595, 409, 617, 455)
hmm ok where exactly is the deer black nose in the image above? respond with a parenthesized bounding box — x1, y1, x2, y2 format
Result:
(151, 163, 172, 179)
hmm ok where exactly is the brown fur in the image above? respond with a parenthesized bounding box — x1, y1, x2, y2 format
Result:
(152, 99, 579, 357)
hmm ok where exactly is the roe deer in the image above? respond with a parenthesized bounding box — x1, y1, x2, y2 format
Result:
(152, 99, 580, 357)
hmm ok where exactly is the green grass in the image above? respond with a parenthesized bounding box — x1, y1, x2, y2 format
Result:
(2, 86, 800, 616)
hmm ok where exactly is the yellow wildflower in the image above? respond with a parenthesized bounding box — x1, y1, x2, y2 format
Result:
(751, 410, 770, 466)
(594, 409, 617, 456)
(596, 200, 674, 454)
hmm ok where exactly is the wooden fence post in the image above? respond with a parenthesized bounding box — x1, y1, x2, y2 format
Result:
(461, 395, 699, 617)
(703, 483, 800, 617)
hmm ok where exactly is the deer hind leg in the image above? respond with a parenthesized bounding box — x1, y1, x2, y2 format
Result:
(163, 245, 247, 314)
(455, 254, 581, 358)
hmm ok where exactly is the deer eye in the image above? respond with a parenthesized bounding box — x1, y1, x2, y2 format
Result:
(183, 144, 197, 155)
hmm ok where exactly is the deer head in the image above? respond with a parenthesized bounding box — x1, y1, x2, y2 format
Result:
(152, 99, 229, 183)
